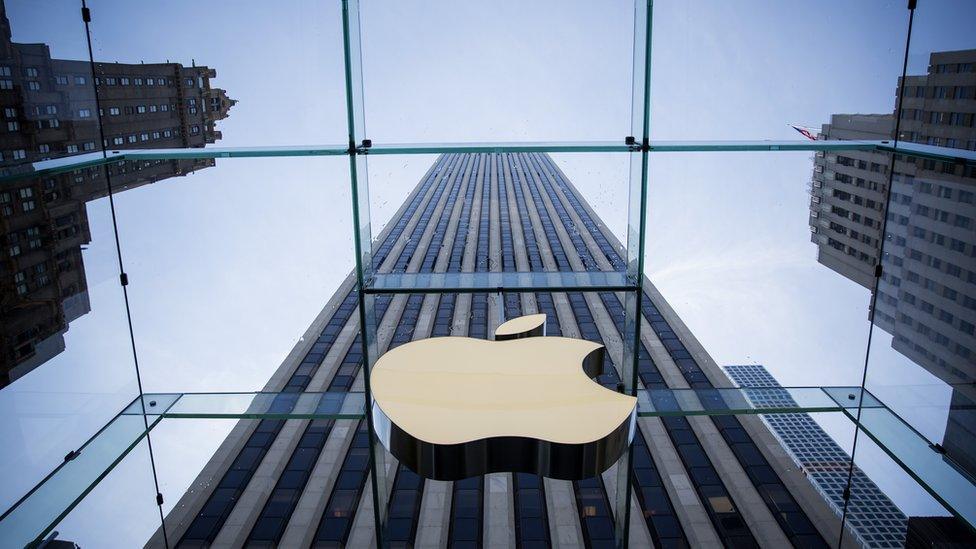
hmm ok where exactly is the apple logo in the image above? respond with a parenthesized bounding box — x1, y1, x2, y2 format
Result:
(371, 314, 637, 481)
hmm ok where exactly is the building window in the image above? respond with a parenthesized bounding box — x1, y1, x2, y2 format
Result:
(149, 105, 157, 113)
(27, 229, 42, 249)
(185, 78, 194, 87)
(6, 121, 18, 131)
(38, 144, 49, 153)
(12, 149, 26, 160)
(160, 104, 169, 112)
(45, 105, 57, 115)
(124, 106, 133, 115)
(3, 107, 14, 118)
(163, 129, 172, 138)
(24, 67, 38, 77)
(190, 125, 200, 135)
(27, 81, 40, 91)
(139, 133, 149, 141)
(146, 77, 155, 86)
(55, 75, 68, 85)
(0, 80, 11, 90)
(104, 77, 117, 85)
(66, 144, 79, 153)
(126, 135, 136, 143)
(108, 107, 120, 116)
(14, 269, 26, 281)
(0, 66, 10, 76)
(78, 108, 91, 118)
(188, 107, 197, 114)
(112, 137, 124, 145)
(151, 131, 160, 140)
(9, 244, 21, 257)
(120, 77, 130, 85)
(22, 200, 35, 212)
(82, 141, 95, 151)
(74, 75, 86, 85)
(961, 321, 976, 336)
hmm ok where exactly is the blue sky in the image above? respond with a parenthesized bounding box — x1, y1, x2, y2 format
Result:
(1, 0, 974, 546)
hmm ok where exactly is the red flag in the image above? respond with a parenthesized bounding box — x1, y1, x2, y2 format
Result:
(791, 125, 818, 141)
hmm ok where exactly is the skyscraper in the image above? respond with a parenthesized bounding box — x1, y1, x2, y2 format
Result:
(807, 50, 976, 480)
(0, 0, 235, 385)
(724, 364, 907, 549)
(807, 113, 894, 290)
(153, 152, 849, 548)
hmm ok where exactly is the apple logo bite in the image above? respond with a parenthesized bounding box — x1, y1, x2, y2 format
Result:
(370, 314, 637, 481)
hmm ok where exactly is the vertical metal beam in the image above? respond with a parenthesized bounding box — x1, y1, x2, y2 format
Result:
(340, 0, 389, 546)
(615, 1, 653, 547)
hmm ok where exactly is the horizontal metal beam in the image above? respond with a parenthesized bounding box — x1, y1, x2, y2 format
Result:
(4, 140, 973, 184)
(364, 271, 638, 294)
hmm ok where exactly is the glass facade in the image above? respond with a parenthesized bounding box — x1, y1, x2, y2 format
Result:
(0, 1, 973, 548)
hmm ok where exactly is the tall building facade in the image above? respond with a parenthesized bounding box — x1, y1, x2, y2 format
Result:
(807, 49, 976, 480)
(724, 364, 907, 549)
(153, 152, 848, 548)
(0, 0, 234, 385)
(807, 113, 894, 290)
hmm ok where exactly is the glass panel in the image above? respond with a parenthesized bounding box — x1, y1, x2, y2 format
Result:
(0, 414, 156, 547)
(358, 0, 635, 144)
(855, 0, 976, 538)
(844, 430, 938, 548)
(854, 406, 974, 526)
(649, 0, 911, 140)
(360, 149, 637, 543)
(103, 154, 356, 547)
(85, 0, 347, 148)
(104, 156, 353, 395)
(646, 151, 879, 545)
(0, 2, 144, 539)
(0, 170, 142, 517)
(47, 439, 163, 548)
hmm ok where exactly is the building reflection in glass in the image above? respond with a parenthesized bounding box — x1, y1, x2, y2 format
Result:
(808, 50, 976, 481)
(0, 0, 233, 387)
